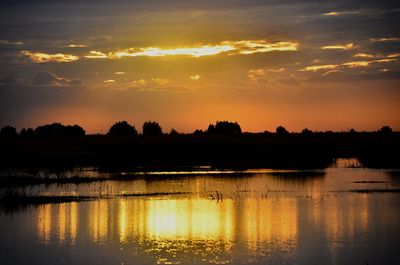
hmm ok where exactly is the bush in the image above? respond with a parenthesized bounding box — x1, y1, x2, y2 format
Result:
(107, 121, 137, 136)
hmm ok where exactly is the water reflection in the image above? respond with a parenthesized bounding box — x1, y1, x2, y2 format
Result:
(243, 197, 297, 255)
(1, 167, 398, 265)
(37, 204, 51, 244)
(31, 193, 377, 264)
(37, 202, 78, 244)
(89, 200, 108, 243)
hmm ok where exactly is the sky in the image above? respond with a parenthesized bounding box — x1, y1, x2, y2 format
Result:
(0, 0, 399, 133)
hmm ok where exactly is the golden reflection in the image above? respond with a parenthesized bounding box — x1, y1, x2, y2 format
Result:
(33, 192, 374, 264)
(243, 197, 298, 253)
(70, 202, 78, 242)
(89, 200, 109, 242)
(37, 204, 52, 244)
(119, 199, 128, 242)
(57, 203, 79, 244)
(37, 203, 78, 244)
(58, 203, 66, 242)
(118, 198, 234, 241)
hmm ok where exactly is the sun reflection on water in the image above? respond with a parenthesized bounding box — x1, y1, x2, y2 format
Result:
(37, 202, 78, 244)
(34, 192, 375, 264)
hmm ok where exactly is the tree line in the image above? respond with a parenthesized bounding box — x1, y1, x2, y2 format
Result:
(0, 120, 395, 138)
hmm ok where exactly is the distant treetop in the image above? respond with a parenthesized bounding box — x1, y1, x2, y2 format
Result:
(0, 126, 18, 137)
(143, 121, 163, 135)
(301, 128, 313, 135)
(207, 121, 242, 134)
(379, 125, 393, 134)
(35, 123, 85, 137)
(107, 121, 137, 136)
(276, 126, 289, 135)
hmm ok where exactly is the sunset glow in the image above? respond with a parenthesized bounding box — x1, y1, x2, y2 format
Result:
(0, 0, 399, 132)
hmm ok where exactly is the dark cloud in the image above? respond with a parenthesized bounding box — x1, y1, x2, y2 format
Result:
(0, 75, 18, 85)
(308, 71, 400, 83)
(32, 71, 82, 86)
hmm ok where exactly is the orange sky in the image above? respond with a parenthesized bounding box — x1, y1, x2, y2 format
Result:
(0, 0, 399, 133)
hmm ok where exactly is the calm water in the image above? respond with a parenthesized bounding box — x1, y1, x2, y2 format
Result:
(1, 161, 400, 265)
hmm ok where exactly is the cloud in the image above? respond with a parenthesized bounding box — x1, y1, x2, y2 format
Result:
(300, 64, 339, 72)
(67, 44, 88, 48)
(370, 37, 400, 42)
(21, 51, 79, 63)
(277, 74, 301, 86)
(388, 53, 400, 58)
(190, 74, 201, 80)
(0, 76, 18, 85)
(112, 45, 234, 58)
(323, 11, 360, 16)
(128, 78, 191, 93)
(247, 69, 266, 82)
(16, 40, 299, 64)
(300, 57, 398, 72)
(308, 71, 400, 83)
(353, 53, 374, 58)
(321, 43, 356, 50)
(248, 68, 288, 83)
(0, 40, 23, 45)
(103, 79, 116, 83)
(115, 72, 126, 75)
(84, 51, 109, 59)
(266, 68, 286, 73)
(32, 72, 82, 86)
(85, 40, 298, 59)
(223, 40, 298, 55)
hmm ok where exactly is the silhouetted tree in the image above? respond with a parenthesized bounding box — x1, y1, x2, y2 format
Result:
(20, 128, 34, 137)
(301, 128, 313, 135)
(207, 124, 216, 134)
(276, 126, 289, 135)
(379, 125, 393, 134)
(193, 129, 204, 135)
(35, 123, 85, 137)
(64, 125, 85, 136)
(169, 128, 179, 135)
(207, 121, 242, 134)
(143, 121, 163, 135)
(107, 121, 137, 136)
(0, 126, 18, 137)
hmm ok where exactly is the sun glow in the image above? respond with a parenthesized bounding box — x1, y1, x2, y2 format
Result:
(94, 40, 298, 59)
(113, 45, 235, 58)
(22, 40, 299, 63)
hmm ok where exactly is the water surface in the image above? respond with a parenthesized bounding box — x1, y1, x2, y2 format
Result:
(1, 163, 399, 265)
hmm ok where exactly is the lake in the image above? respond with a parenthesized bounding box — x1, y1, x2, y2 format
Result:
(0, 160, 399, 265)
